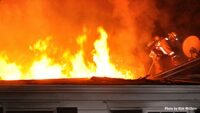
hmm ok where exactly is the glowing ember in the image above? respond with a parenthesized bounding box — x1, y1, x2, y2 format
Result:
(0, 27, 137, 80)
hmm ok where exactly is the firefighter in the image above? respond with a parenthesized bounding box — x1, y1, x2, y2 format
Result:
(165, 32, 180, 56)
(147, 35, 164, 75)
(147, 32, 180, 75)
(158, 32, 179, 66)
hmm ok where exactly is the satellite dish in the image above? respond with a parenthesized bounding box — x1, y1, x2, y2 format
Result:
(182, 35, 200, 58)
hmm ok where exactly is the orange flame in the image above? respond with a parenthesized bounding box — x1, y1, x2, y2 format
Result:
(28, 55, 64, 79)
(92, 27, 132, 78)
(70, 30, 95, 78)
(0, 26, 137, 80)
(0, 54, 22, 80)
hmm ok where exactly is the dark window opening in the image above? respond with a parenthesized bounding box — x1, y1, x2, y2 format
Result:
(195, 109, 200, 113)
(148, 111, 187, 113)
(175, 112, 187, 113)
(161, 112, 173, 113)
(148, 112, 160, 113)
(111, 109, 142, 113)
(149, 112, 187, 113)
(56, 107, 77, 113)
(6, 111, 53, 113)
(0, 108, 3, 113)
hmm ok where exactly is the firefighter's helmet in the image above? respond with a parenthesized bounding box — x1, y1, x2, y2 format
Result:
(168, 32, 178, 41)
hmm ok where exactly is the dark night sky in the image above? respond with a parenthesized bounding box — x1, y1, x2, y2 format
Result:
(154, 0, 200, 39)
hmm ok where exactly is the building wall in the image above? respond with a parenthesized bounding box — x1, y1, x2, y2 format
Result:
(0, 85, 200, 113)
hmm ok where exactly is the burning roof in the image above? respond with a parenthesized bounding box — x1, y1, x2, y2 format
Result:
(0, 0, 199, 81)
(0, 27, 142, 80)
(0, 57, 199, 85)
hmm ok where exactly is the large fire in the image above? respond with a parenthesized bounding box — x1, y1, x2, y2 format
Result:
(0, 26, 138, 80)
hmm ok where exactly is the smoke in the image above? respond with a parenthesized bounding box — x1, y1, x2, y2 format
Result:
(0, 0, 199, 76)
(155, 0, 200, 38)
(108, 0, 159, 75)
(0, 0, 51, 64)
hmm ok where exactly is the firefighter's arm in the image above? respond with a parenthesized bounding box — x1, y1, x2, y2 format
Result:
(160, 40, 175, 56)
